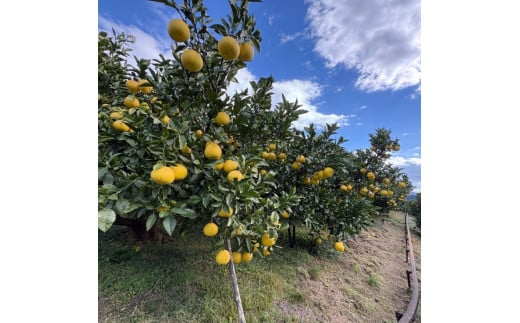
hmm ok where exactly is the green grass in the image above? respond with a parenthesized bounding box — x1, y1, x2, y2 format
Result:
(367, 273, 383, 289)
(99, 224, 333, 322)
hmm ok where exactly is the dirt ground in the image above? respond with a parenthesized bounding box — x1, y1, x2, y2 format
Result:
(274, 211, 421, 322)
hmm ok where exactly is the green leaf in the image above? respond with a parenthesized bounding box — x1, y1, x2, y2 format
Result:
(115, 199, 130, 214)
(98, 208, 116, 232)
(163, 215, 177, 236)
(170, 207, 197, 219)
(146, 214, 157, 231)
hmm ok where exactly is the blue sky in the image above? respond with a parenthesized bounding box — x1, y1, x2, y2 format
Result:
(98, 0, 421, 192)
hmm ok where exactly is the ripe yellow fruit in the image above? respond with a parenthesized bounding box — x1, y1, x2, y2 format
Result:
(340, 184, 348, 192)
(241, 252, 253, 262)
(360, 167, 367, 174)
(204, 141, 222, 160)
(123, 95, 140, 108)
(383, 178, 391, 185)
(215, 249, 231, 265)
(387, 190, 394, 196)
(203, 222, 218, 237)
(215, 162, 224, 171)
(360, 187, 368, 195)
(292, 161, 301, 170)
(262, 248, 271, 256)
(261, 233, 276, 247)
(368, 191, 375, 198)
(232, 252, 242, 264)
(170, 164, 188, 180)
(227, 170, 244, 182)
(393, 145, 400, 151)
(380, 190, 388, 196)
(126, 80, 139, 93)
(138, 79, 153, 94)
(223, 159, 239, 173)
(260, 169, 267, 176)
(296, 155, 306, 163)
(195, 129, 203, 138)
(370, 146, 376, 151)
(238, 42, 254, 61)
(181, 49, 203, 72)
(218, 36, 240, 60)
(323, 167, 334, 178)
(219, 207, 233, 217)
(112, 120, 130, 132)
(398, 181, 406, 189)
(150, 166, 175, 185)
(315, 238, 322, 245)
(281, 210, 290, 219)
(109, 112, 123, 120)
(334, 241, 345, 252)
(266, 152, 276, 160)
(278, 153, 287, 161)
(161, 115, 170, 124)
(181, 145, 192, 155)
(168, 18, 190, 42)
(347, 184, 353, 190)
(366, 172, 375, 181)
(215, 111, 230, 125)
(268, 143, 276, 151)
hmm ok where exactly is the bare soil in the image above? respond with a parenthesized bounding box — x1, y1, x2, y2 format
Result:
(273, 211, 421, 322)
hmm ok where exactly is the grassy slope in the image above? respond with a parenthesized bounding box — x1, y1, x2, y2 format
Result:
(99, 211, 421, 322)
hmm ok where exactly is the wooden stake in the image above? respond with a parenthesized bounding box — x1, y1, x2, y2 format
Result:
(225, 239, 246, 323)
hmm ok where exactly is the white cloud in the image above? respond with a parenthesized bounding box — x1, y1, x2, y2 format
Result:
(227, 70, 348, 129)
(305, 0, 421, 92)
(386, 155, 421, 193)
(280, 31, 305, 44)
(98, 16, 171, 61)
(359, 105, 367, 110)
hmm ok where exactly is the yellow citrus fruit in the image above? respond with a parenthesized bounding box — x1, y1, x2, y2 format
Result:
(323, 167, 334, 178)
(388, 190, 394, 196)
(241, 252, 253, 262)
(360, 167, 367, 174)
(195, 129, 203, 138)
(398, 181, 406, 189)
(366, 172, 375, 181)
(150, 166, 175, 185)
(278, 153, 287, 161)
(347, 184, 353, 190)
(227, 170, 244, 182)
(281, 210, 290, 219)
(138, 79, 153, 94)
(123, 95, 140, 108)
(204, 141, 222, 160)
(360, 187, 368, 195)
(112, 120, 130, 132)
(334, 241, 345, 252)
(219, 207, 233, 218)
(218, 36, 240, 60)
(296, 155, 306, 163)
(168, 18, 190, 42)
(386, 144, 393, 150)
(368, 191, 375, 198)
(238, 42, 254, 62)
(316, 238, 322, 245)
(161, 115, 170, 124)
(260, 169, 267, 176)
(340, 184, 348, 192)
(215, 162, 224, 171)
(268, 143, 276, 151)
(215, 249, 231, 265)
(303, 177, 311, 185)
(203, 222, 218, 237)
(261, 233, 276, 247)
(383, 178, 391, 185)
(109, 112, 123, 120)
(262, 151, 269, 159)
(262, 248, 271, 256)
(370, 145, 376, 151)
(292, 161, 301, 170)
(181, 145, 192, 155)
(181, 49, 203, 72)
(215, 111, 230, 126)
(393, 145, 400, 151)
(170, 164, 188, 180)
(266, 152, 276, 160)
(126, 80, 139, 93)
(232, 252, 242, 264)
(380, 190, 388, 196)
(223, 160, 239, 173)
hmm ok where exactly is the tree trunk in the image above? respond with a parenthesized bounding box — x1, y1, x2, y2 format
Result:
(114, 216, 172, 243)
(225, 239, 246, 323)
